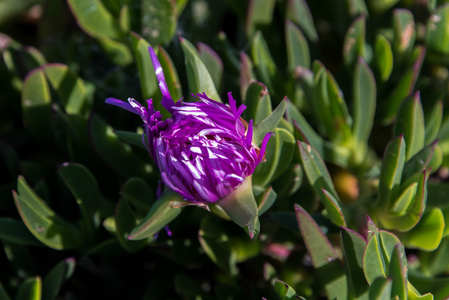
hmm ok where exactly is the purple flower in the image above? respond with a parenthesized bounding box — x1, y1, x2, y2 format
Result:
(106, 47, 271, 204)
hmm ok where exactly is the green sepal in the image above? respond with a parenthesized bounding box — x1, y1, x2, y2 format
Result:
(216, 176, 259, 239)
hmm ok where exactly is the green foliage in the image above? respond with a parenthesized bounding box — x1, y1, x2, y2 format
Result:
(3, 0, 449, 299)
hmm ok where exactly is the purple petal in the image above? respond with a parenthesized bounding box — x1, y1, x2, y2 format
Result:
(148, 46, 175, 113)
(245, 119, 253, 148)
(105, 98, 138, 114)
(257, 132, 273, 165)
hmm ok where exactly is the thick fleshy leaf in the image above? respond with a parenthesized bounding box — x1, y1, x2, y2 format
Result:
(340, 227, 368, 298)
(407, 282, 434, 300)
(89, 114, 153, 180)
(67, 0, 122, 39)
(295, 204, 338, 268)
(140, 0, 176, 45)
(98, 37, 133, 67)
(128, 189, 183, 240)
(391, 182, 418, 215)
(130, 33, 159, 108)
(321, 189, 346, 227)
(285, 99, 324, 155)
(43, 64, 89, 115)
(253, 99, 287, 146)
(0, 218, 43, 246)
(13, 176, 83, 250)
(298, 141, 339, 201)
(180, 37, 221, 102)
(363, 234, 387, 284)
(369, 277, 392, 300)
(394, 92, 425, 160)
(426, 4, 449, 55)
(402, 140, 438, 188)
(286, 0, 318, 41)
(3, 43, 47, 79)
(119, 177, 154, 214)
(343, 15, 365, 67)
(380, 171, 428, 231)
(374, 34, 393, 81)
(245, 0, 276, 36)
(114, 130, 146, 150)
(251, 32, 280, 97)
(58, 163, 102, 241)
(368, 0, 399, 13)
(378, 135, 406, 210)
(379, 46, 425, 124)
(400, 208, 444, 251)
(244, 81, 272, 124)
(393, 9, 415, 57)
(295, 204, 347, 299)
(42, 258, 76, 300)
(274, 280, 306, 300)
(115, 198, 152, 252)
(256, 186, 277, 216)
(352, 57, 376, 163)
(253, 128, 295, 187)
(16, 277, 41, 300)
(286, 20, 310, 71)
(198, 43, 223, 92)
(239, 51, 255, 99)
(389, 246, 407, 300)
(21, 68, 52, 143)
(312, 61, 352, 145)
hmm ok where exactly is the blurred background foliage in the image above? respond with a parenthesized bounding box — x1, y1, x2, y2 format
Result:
(2, 0, 449, 299)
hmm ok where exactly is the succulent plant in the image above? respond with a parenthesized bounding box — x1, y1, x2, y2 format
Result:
(2, 0, 449, 299)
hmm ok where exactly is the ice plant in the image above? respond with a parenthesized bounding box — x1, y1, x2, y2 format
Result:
(106, 47, 271, 237)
